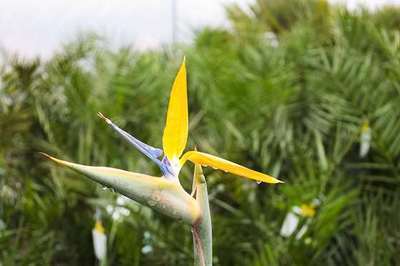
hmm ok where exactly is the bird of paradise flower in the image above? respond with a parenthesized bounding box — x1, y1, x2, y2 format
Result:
(42, 57, 282, 266)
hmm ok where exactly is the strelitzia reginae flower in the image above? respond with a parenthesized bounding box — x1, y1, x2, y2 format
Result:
(42, 58, 282, 226)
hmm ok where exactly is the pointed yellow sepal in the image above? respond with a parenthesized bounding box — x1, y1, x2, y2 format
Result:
(180, 151, 283, 184)
(162, 58, 188, 160)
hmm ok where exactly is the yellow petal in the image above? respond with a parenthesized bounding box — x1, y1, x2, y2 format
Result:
(162, 58, 188, 160)
(180, 151, 283, 184)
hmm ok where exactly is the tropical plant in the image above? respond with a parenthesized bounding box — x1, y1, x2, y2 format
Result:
(2, 1, 400, 265)
(41, 58, 282, 265)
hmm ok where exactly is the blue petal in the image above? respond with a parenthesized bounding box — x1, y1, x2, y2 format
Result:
(98, 113, 163, 163)
(160, 156, 176, 179)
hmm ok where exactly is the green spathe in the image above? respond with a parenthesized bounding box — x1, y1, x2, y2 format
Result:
(41, 153, 201, 225)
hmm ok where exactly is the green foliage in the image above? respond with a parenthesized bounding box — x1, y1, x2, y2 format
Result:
(1, 1, 400, 265)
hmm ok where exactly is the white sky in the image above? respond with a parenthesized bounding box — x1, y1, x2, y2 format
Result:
(0, 0, 399, 58)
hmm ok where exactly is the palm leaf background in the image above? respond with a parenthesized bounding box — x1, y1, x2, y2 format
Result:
(1, 1, 400, 265)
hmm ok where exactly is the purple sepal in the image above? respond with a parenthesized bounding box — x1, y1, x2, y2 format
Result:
(100, 114, 179, 179)
(160, 156, 177, 179)
(104, 118, 163, 163)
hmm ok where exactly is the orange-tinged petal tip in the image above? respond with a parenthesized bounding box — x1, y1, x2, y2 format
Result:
(40, 152, 73, 167)
(40, 152, 58, 162)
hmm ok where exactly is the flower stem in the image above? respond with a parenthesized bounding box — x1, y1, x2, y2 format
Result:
(192, 164, 212, 266)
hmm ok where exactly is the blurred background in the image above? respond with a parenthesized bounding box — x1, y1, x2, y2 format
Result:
(1, 0, 400, 265)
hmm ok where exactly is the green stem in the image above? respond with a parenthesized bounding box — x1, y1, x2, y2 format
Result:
(192, 164, 212, 266)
